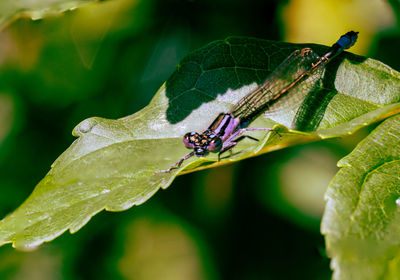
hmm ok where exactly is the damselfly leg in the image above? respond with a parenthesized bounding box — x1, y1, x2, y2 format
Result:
(154, 151, 195, 174)
(217, 127, 281, 161)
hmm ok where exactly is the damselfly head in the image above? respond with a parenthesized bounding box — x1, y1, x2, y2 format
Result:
(206, 134, 222, 152)
(183, 131, 199, 148)
(183, 131, 223, 156)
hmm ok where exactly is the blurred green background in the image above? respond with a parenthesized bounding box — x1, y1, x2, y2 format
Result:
(0, 0, 397, 279)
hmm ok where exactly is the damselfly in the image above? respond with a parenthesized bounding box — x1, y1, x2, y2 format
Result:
(156, 31, 358, 173)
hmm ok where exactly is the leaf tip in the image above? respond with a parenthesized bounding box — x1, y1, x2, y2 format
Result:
(72, 117, 102, 137)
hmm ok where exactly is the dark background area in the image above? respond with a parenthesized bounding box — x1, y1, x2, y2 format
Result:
(0, 0, 397, 279)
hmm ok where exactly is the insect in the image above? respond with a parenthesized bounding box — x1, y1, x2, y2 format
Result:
(156, 31, 358, 173)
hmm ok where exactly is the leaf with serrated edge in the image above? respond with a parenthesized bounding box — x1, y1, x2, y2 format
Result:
(322, 114, 400, 280)
(0, 37, 399, 250)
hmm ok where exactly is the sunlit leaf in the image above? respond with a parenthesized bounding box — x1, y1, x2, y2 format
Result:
(0, 0, 97, 28)
(119, 211, 214, 280)
(0, 37, 399, 250)
(322, 114, 400, 280)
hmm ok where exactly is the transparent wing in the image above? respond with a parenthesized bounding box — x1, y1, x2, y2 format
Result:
(264, 66, 325, 129)
(231, 48, 324, 127)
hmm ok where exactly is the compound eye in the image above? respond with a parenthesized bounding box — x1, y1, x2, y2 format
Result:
(207, 136, 222, 152)
(183, 132, 198, 148)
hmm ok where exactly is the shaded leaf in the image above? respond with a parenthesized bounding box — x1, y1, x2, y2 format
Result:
(322, 114, 400, 280)
(0, 36, 399, 250)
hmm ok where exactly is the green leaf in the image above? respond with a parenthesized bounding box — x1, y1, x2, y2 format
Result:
(0, 36, 399, 250)
(0, 0, 96, 28)
(321, 114, 400, 280)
